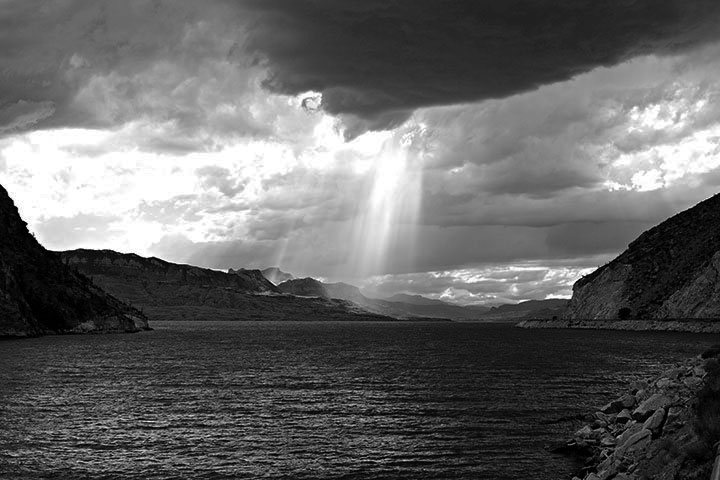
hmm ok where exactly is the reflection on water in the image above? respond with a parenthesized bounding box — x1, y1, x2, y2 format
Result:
(0, 321, 716, 479)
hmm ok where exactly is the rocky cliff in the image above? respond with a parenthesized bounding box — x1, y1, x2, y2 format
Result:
(0, 185, 149, 337)
(64, 249, 279, 295)
(59, 250, 394, 322)
(566, 192, 720, 320)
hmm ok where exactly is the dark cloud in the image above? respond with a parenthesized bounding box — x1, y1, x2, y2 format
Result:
(4, 0, 719, 144)
(242, 0, 720, 137)
(419, 186, 716, 229)
(384, 222, 639, 274)
(0, 0, 291, 151)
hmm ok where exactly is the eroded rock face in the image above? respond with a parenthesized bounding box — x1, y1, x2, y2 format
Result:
(62, 249, 279, 294)
(0, 184, 149, 337)
(565, 192, 720, 319)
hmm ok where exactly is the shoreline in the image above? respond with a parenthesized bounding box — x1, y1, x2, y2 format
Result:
(516, 319, 720, 333)
(555, 348, 719, 479)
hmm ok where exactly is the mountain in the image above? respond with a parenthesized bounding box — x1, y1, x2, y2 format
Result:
(278, 278, 486, 320)
(260, 267, 294, 285)
(0, 185, 149, 337)
(566, 192, 720, 319)
(384, 293, 450, 306)
(324, 282, 369, 305)
(277, 277, 328, 297)
(59, 250, 392, 322)
(480, 299, 569, 320)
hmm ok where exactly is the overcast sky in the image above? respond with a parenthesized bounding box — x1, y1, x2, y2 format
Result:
(2, 0, 720, 305)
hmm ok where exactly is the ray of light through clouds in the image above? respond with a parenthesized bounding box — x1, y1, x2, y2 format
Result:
(1, 1, 720, 305)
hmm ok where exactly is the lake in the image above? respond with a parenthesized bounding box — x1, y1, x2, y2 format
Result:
(0, 321, 717, 479)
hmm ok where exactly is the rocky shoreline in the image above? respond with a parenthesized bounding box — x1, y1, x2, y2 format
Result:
(555, 348, 720, 480)
(517, 319, 720, 333)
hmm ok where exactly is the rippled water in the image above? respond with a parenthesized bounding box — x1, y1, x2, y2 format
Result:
(0, 321, 717, 479)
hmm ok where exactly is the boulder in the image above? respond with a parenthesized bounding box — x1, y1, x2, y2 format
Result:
(655, 378, 673, 389)
(600, 401, 619, 414)
(642, 407, 665, 435)
(634, 389, 650, 403)
(616, 422, 643, 446)
(660, 367, 686, 380)
(600, 433, 616, 448)
(683, 376, 702, 389)
(662, 406, 685, 434)
(613, 394, 636, 410)
(630, 380, 649, 392)
(633, 394, 671, 421)
(616, 409, 632, 424)
(575, 425, 596, 439)
(616, 428, 652, 458)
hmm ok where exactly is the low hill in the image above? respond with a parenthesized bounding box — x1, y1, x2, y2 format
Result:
(0, 185, 148, 337)
(566, 192, 720, 319)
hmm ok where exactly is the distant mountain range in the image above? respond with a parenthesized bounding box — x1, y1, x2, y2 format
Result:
(482, 299, 569, 320)
(274, 276, 565, 321)
(384, 293, 451, 306)
(0, 184, 149, 337)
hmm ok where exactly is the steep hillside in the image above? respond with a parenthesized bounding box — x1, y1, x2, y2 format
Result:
(60, 250, 393, 322)
(0, 185, 149, 337)
(566, 192, 720, 319)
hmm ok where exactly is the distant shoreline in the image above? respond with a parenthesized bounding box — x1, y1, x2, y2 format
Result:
(516, 319, 720, 333)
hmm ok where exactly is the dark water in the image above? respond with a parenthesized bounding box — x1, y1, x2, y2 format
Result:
(0, 321, 717, 479)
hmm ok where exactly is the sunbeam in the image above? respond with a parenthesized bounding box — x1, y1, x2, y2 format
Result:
(350, 129, 423, 278)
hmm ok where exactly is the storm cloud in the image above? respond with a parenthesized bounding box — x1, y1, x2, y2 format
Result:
(242, 0, 720, 137)
(2, 1, 720, 304)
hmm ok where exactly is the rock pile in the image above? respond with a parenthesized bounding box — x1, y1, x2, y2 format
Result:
(559, 354, 715, 480)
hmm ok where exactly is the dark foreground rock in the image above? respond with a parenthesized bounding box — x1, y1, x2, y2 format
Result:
(0, 184, 149, 337)
(556, 351, 720, 480)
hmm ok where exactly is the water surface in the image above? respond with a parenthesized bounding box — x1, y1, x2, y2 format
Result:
(1, 321, 717, 479)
